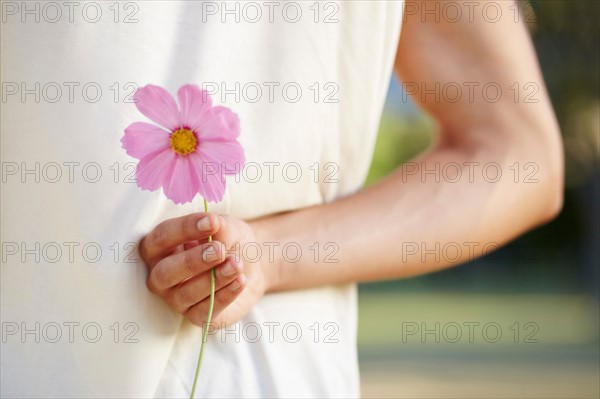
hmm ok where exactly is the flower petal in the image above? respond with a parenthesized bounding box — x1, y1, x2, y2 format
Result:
(199, 140, 245, 175)
(197, 106, 240, 141)
(177, 85, 213, 132)
(121, 122, 171, 160)
(135, 148, 177, 192)
(134, 85, 181, 131)
(163, 156, 200, 204)
(189, 152, 226, 203)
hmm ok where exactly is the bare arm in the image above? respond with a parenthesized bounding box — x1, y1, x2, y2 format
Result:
(256, 0, 564, 291)
(139, 0, 564, 326)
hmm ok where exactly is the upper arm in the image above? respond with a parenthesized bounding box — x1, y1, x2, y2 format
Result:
(394, 0, 560, 150)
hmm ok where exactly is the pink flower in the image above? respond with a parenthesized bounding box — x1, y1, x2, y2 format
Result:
(121, 84, 245, 204)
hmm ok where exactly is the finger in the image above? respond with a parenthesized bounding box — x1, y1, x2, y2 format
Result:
(185, 275, 247, 327)
(140, 213, 221, 266)
(182, 214, 243, 253)
(183, 241, 201, 251)
(147, 241, 226, 294)
(165, 257, 244, 313)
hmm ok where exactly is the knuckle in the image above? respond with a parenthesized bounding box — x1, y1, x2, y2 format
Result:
(166, 286, 191, 313)
(182, 250, 198, 273)
(151, 264, 170, 290)
(186, 307, 205, 327)
(174, 285, 194, 309)
(184, 214, 199, 236)
(215, 288, 236, 307)
(150, 223, 169, 249)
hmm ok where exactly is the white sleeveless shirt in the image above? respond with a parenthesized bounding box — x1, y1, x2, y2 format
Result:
(1, 1, 404, 397)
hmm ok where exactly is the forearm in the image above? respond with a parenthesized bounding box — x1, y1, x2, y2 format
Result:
(254, 130, 562, 292)
(252, 0, 564, 293)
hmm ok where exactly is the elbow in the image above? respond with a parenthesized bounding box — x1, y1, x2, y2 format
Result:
(534, 132, 565, 225)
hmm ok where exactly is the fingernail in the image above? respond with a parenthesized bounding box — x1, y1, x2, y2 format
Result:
(220, 261, 237, 277)
(197, 216, 211, 231)
(228, 275, 246, 291)
(202, 244, 221, 263)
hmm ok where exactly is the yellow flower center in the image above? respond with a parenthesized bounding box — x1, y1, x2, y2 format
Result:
(170, 128, 197, 155)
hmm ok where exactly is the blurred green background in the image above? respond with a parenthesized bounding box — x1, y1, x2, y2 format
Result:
(358, 1, 600, 398)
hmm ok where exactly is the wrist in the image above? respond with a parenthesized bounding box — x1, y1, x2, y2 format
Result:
(249, 216, 285, 293)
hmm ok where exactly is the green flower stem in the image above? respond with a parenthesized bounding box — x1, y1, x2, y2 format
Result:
(190, 198, 215, 399)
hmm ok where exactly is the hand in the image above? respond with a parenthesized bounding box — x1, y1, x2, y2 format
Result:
(139, 213, 271, 328)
